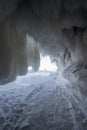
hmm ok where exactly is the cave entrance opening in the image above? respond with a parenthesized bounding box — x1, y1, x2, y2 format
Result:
(28, 55, 57, 72)
(39, 55, 57, 72)
(26, 35, 57, 73)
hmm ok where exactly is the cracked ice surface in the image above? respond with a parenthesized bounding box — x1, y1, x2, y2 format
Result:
(0, 72, 87, 130)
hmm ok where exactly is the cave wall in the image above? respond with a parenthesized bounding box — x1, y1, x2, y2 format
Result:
(0, 0, 87, 83)
(0, 15, 40, 84)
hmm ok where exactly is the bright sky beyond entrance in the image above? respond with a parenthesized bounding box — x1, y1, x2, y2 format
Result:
(28, 56, 57, 72)
(39, 56, 57, 71)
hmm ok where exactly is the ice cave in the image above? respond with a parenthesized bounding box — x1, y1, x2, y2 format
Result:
(0, 0, 87, 130)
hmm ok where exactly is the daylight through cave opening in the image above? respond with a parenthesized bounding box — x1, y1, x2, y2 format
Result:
(0, 0, 87, 130)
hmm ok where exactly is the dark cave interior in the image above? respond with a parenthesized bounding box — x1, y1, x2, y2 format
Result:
(0, 1, 87, 129)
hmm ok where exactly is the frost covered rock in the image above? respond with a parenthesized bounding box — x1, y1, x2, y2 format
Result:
(63, 63, 87, 83)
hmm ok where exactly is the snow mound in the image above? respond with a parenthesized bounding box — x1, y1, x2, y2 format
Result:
(0, 72, 87, 130)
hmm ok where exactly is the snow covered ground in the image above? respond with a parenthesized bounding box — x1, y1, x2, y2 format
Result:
(0, 71, 87, 130)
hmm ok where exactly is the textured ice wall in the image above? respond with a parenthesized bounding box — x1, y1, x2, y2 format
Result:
(0, 0, 87, 83)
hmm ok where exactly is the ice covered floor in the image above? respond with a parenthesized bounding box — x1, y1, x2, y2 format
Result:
(0, 71, 87, 130)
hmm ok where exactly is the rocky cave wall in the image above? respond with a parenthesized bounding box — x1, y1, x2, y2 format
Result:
(0, 0, 87, 84)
